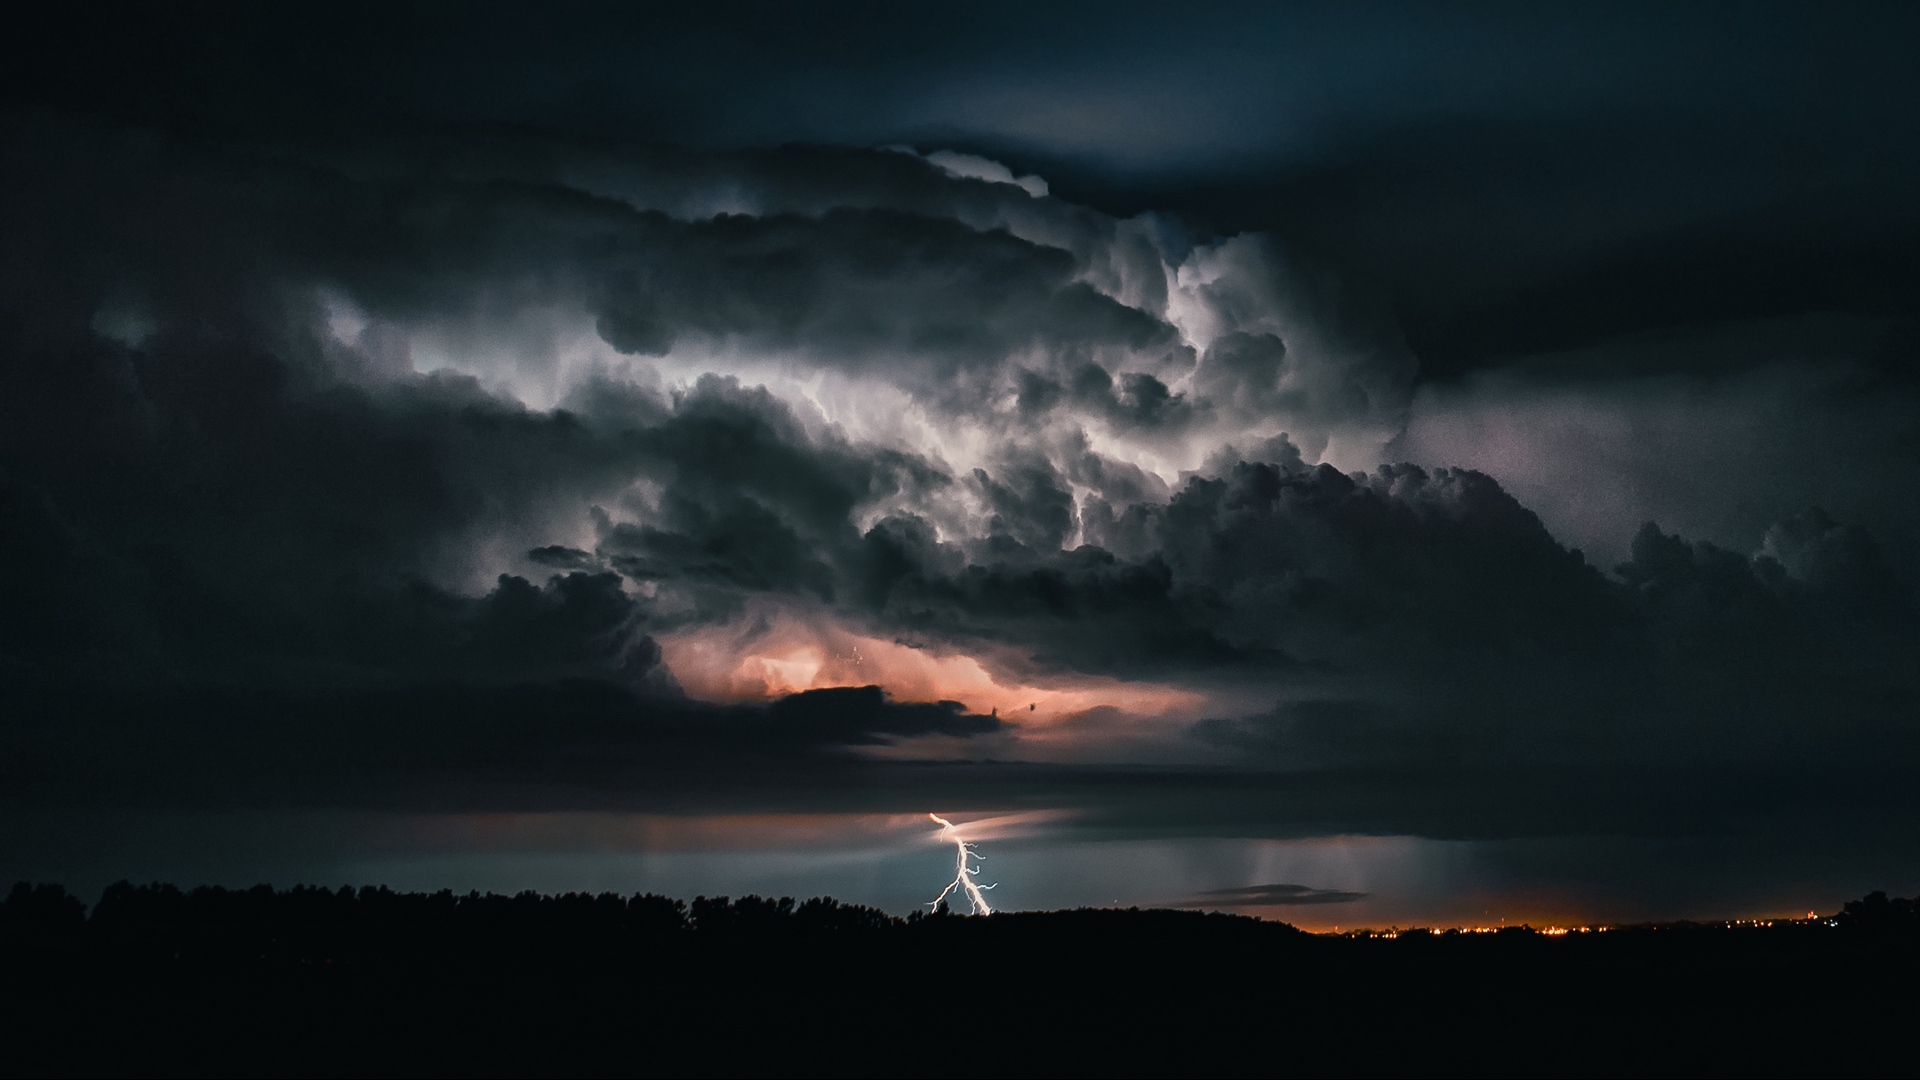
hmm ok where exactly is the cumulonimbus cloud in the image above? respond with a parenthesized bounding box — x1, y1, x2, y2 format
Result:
(0, 115, 1913, 823)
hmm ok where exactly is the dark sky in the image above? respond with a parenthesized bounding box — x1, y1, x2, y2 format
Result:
(2, 2, 1916, 923)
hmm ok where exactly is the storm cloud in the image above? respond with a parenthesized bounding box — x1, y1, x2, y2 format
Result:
(1, 7, 1917, 916)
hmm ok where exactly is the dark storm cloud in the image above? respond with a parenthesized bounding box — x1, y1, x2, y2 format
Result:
(1178, 884, 1368, 907)
(0, 5, 1916, 858)
(585, 374, 922, 604)
(0, 115, 1171, 584)
(0, 675, 998, 810)
(852, 460, 1627, 683)
(1393, 329, 1920, 574)
(22, 0, 1919, 380)
(1179, 500, 1919, 773)
(0, 123, 1044, 803)
(581, 207, 1176, 385)
(0, 117, 1178, 403)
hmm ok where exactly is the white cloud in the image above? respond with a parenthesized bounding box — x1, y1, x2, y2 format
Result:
(921, 148, 1049, 198)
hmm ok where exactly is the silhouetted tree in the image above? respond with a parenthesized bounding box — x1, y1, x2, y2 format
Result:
(1841, 890, 1919, 935)
(1, 882, 86, 946)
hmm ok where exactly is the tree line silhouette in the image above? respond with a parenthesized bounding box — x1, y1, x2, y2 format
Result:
(2, 880, 1915, 1077)
(0, 880, 1302, 961)
(7, 879, 1917, 953)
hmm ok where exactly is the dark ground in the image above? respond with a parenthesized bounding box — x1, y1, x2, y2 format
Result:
(2, 883, 1915, 1078)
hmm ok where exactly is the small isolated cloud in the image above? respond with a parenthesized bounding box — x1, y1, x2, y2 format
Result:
(1178, 883, 1369, 907)
(922, 149, 1049, 198)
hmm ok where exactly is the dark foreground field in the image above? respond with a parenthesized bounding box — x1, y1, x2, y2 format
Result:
(3, 883, 1916, 1078)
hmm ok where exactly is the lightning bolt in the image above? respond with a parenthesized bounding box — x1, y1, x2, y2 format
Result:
(928, 813, 996, 915)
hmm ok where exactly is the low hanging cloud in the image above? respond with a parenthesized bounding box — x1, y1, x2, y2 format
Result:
(1177, 884, 1370, 908)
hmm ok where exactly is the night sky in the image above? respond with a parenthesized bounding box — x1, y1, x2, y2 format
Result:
(3, 1, 1917, 927)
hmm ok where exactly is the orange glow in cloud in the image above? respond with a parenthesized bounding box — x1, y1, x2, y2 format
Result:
(656, 608, 1203, 721)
